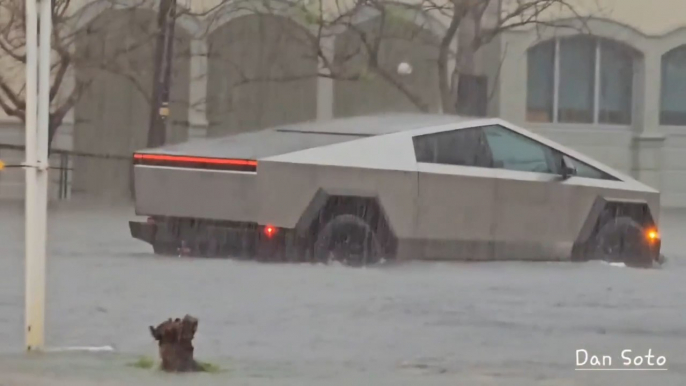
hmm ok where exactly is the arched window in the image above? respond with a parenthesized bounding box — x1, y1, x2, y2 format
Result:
(527, 37, 636, 125)
(660, 45, 686, 125)
(526, 40, 555, 122)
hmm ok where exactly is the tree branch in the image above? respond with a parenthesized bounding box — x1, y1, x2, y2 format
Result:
(0, 92, 21, 120)
(0, 75, 24, 111)
(438, 0, 467, 113)
(0, 38, 26, 62)
(50, 56, 71, 103)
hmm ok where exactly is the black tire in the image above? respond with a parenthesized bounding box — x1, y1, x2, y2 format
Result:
(313, 214, 383, 267)
(152, 242, 181, 256)
(590, 216, 653, 268)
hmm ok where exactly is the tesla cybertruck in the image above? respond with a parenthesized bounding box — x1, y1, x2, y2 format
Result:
(129, 114, 663, 267)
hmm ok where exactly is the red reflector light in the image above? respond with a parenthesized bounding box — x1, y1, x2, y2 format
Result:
(133, 153, 257, 172)
(133, 153, 257, 166)
(264, 225, 277, 237)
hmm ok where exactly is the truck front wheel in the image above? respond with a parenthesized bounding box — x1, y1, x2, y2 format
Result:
(590, 216, 655, 268)
(313, 214, 383, 267)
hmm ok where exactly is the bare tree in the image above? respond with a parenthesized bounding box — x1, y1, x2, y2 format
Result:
(207, 0, 586, 115)
(0, 0, 175, 151)
(0, 0, 587, 152)
(2, 0, 84, 151)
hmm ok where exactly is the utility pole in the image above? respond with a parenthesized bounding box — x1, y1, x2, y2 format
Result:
(147, 0, 177, 148)
(25, 0, 52, 351)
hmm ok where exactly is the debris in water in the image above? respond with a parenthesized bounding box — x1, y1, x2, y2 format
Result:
(149, 314, 204, 372)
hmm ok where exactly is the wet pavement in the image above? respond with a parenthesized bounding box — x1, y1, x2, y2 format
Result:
(1, 201, 685, 385)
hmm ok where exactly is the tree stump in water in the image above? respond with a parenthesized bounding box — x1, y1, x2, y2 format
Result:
(149, 315, 203, 372)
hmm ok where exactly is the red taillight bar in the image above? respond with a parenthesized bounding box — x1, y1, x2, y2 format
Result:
(133, 153, 257, 167)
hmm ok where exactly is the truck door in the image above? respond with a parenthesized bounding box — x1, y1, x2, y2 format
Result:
(481, 124, 575, 260)
(414, 127, 499, 260)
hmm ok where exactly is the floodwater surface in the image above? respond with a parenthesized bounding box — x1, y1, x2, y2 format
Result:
(0, 202, 685, 385)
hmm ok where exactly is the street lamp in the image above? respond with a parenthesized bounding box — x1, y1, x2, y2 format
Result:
(147, 0, 177, 148)
(397, 62, 413, 76)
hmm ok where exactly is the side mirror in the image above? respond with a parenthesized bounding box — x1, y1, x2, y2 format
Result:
(559, 158, 576, 180)
(561, 165, 576, 180)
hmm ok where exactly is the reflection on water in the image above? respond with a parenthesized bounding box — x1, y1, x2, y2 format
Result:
(1, 203, 686, 385)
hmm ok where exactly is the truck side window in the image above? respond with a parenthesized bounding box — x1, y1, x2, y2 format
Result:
(413, 128, 493, 168)
(562, 154, 616, 180)
(482, 125, 556, 174)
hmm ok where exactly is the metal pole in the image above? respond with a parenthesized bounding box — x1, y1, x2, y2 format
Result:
(146, 0, 176, 148)
(24, 0, 51, 351)
(37, 0, 51, 276)
(159, 0, 177, 138)
(24, 0, 40, 351)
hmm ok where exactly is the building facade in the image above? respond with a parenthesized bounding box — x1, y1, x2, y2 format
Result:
(489, 0, 686, 207)
(0, 0, 685, 206)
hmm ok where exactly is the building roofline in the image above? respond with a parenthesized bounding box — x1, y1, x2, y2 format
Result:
(506, 16, 686, 39)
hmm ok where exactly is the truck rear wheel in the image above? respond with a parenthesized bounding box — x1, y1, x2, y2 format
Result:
(152, 242, 179, 256)
(590, 216, 653, 268)
(313, 214, 383, 267)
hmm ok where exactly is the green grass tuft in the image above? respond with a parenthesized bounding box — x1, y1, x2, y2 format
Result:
(127, 356, 156, 369)
(197, 360, 224, 373)
(127, 356, 225, 373)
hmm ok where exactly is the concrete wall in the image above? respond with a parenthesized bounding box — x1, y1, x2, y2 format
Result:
(2, 0, 686, 208)
(0, 0, 441, 202)
(72, 7, 192, 200)
(333, 15, 442, 116)
(206, 14, 318, 137)
(0, 0, 198, 202)
(502, 0, 686, 37)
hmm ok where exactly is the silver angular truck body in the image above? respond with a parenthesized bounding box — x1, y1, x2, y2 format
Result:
(130, 114, 662, 266)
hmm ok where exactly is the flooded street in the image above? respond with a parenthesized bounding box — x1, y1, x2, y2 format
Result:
(1, 202, 685, 385)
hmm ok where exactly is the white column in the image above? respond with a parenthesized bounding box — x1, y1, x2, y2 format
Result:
(593, 40, 601, 124)
(639, 55, 662, 134)
(316, 36, 334, 121)
(436, 34, 459, 115)
(632, 53, 665, 191)
(188, 39, 208, 139)
(553, 39, 560, 123)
